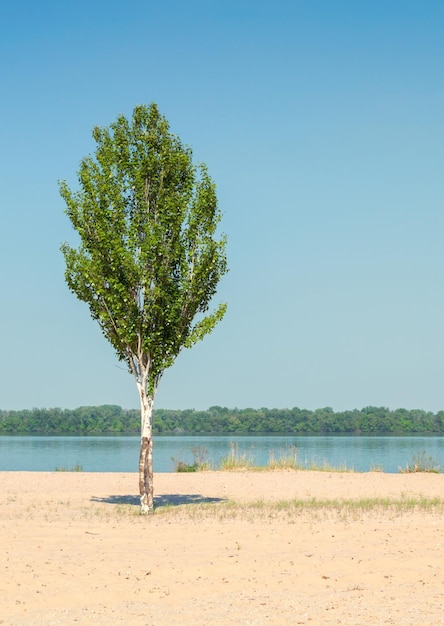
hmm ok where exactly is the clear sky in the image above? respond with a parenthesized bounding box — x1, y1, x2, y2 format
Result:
(1, 0, 444, 412)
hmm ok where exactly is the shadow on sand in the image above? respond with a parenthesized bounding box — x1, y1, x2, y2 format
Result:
(91, 493, 226, 508)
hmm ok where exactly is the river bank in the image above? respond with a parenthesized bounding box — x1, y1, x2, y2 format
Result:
(1, 471, 444, 624)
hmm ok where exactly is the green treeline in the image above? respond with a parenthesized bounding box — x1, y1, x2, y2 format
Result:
(1, 404, 444, 434)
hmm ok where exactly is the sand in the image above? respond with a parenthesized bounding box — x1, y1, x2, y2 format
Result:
(1, 470, 444, 625)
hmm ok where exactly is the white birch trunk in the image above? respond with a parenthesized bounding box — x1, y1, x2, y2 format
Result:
(137, 383, 155, 514)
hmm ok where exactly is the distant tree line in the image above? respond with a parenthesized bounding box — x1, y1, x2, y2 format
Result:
(1, 405, 444, 434)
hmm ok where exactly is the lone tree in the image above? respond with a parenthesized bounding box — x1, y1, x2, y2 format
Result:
(60, 104, 228, 513)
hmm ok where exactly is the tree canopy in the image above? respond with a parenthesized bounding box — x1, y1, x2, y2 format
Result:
(60, 104, 227, 396)
(3, 405, 444, 435)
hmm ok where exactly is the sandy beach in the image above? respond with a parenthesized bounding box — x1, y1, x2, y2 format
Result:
(1, 470, 444, 625)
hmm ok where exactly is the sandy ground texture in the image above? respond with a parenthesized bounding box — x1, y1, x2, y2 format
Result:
(1, 470, 444, 625)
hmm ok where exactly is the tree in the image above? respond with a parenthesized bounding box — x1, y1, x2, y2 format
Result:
(59, 104, 228, 513)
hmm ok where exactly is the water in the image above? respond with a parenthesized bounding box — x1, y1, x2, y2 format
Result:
(0, 434, 443, 473)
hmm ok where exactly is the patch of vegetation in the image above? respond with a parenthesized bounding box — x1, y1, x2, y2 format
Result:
(219, 442, 255, 470)
(172, 446, 211, 472)
(370, 464, 384, 472)
(267, 446, 354, 472)
(219, 443, 352, 472)
(173, 442, 354, 472)
(399, 450, 442, 474)
(267, 445, 300, 470)
(5, 404, 444, 435)
(54, 463, 83, 472)
(154, 495, 444, 521)
(298, 457, 353, 472)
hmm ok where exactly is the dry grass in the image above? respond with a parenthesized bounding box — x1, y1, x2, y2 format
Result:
(54, 463, 83, 472)
(217, 443, 353, 472)
(219, 442, 255, 470)
(399, 450, 442, 474)
(153, 494, 444, 522)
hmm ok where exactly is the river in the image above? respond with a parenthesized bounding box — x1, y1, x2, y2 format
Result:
(1, 434, 443, 473)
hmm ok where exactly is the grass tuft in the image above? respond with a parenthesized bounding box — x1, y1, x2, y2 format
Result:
(399, 450, 442, 474)
(172, 446, 212, 472)
(267, 445, 300, 470)
(54, 463, 83, 472)
(219, 442, 255, 470)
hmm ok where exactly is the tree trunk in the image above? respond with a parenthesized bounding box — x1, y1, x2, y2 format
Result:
(139, 392, 154, 514)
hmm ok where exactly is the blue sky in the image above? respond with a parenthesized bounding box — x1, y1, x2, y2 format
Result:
(1, 0, 444, 411)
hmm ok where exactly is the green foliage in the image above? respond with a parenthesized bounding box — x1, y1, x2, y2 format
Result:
(152, 405, 444, 434)
(2, 405, 444, 434)
(60, 103, 227, 395)
(0, 405, 139, 434)
(171, 460, 198, 472)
